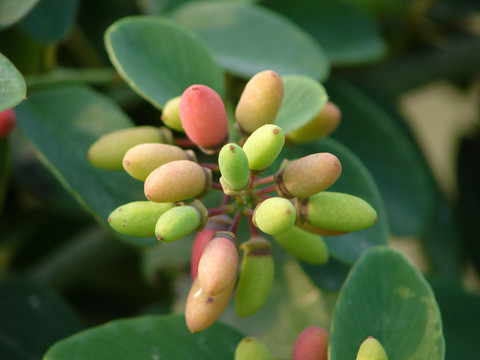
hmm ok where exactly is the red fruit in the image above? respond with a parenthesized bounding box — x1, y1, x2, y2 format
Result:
(0, 109, 16, 138)
(179, 85, 228, 153)
(292, 326, 329, 360)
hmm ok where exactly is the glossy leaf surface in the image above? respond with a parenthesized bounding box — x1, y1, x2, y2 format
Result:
(0, 53, 26, 112)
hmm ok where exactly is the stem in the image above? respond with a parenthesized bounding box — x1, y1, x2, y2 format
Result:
(248, 174, 255, 191)
(199, 163, 220, 172)
(211, 182, 223, 191)
(228, 211, 242, 234)
(255, 184, 277, 196)
(253, 174, 274, 187)
(208, 205, 235, 217)
(248, 214, 259, 237)
(174, 138, 196, 148)
(221, 194, 231, 206)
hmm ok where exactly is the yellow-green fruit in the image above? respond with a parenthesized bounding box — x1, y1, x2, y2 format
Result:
(161, 96, 184, 132)
(275, 153, 341, 198)
(198, 232, 238, 295)
(235, 237, 274, 317)
(155, 200, 208, 242)
(185, 277, 234, 333)
(87, 126, 171, 170)
(235, 337, 275, 360)
(299, 192, 377, 232)
(287, 102, 341, 143)
(123, 143, 193, 181)
(242, 124, 285, 173)
(218, 143, 251, 194)
(108, 201, 174, 237)
(356, 337, 388, 360)
(253, 197, 296, 235)
(144, 160, 211, 202)
(235, 70, 284, 135)
(273, 225, 328, 264)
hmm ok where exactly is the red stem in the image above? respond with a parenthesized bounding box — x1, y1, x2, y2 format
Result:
(255, 184, 277, 196)
(221, 194, 231, 206)
(228, 211, 242, 234)
(253, 174, 274, 187)
(208, 205, 234, 217)
(174, 137, 196, 148)
(248, 214, 259, 237)
(200, 163, 220, 171)
(211, 182, 223, 191)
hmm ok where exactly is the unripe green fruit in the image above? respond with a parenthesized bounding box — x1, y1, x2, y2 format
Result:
(275, 153, 341, 198)
(161, 96, 184, 132)
(356, 337, 388, 360)
(235, 337, 275, 360)
(242, 124, 285, 173)
(198, 231, 238, 295)
(298, 192, 377, 232)
(108, 201, 175, 237)
(253, 197, 296, 235)
(185, 277, 234, 333)
(219, 143, 251, 194)
(273, 225, 328, 264)
(292, 326, 329, 360)
(287, 102, 341, 143)
(155, 200, 208, 242)
(87, 126, 172, 170)
(123, 143, 194, 181)
(235, 237, 274, 317)
(296, 221, 348, 236)
(144, 160, 211, 202)
(179, 84, 228, 153)
(235, 70, 284, 135)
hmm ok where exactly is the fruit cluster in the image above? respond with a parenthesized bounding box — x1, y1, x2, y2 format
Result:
(87, 70, 378, 333)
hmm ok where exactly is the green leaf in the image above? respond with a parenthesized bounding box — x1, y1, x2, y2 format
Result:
(20, 0, 79, 44)
(330, 247, 445, 360)
(0, 0, 39, 29)
(275, 75, 328, 134)
(279, 137, 389, 264)
(0, 277, 83, 360)
(429, 277, 480, 360)
(263, 0, 387, 65)
(44, 314, 244, 360)
(14, 84, 155, 247)
(169, 2, 330, 80)
(328, 78, 435, 236)
(0, 52, 27, 111)
(105, 16, 224, 110)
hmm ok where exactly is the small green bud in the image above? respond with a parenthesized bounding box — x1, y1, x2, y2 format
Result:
(273, 225, 328, 264)
(155, 200, 208, 242)
(298, 192, 377, 232)
(161, 96, 184, 132)
(235, 237, 274, 318)
(287, 102, 341, 144)
(292, 326, 329, 360)
(275, 153, 341, 198)
(185, 277, 234, 333)
(87, 126, 172, 170)
(144, 160, 211, 202)
(108, 201, 175, 237)
(123, 143, 195, 181)
(356, 337, 388, 360)
(242, 124, 285, 173)
(218, 143, 251, 194)
(235, 337, 275, 360)
(235, 70, 284, 135)
(253, 197, 296, 235)
(198, 231, 238, 295)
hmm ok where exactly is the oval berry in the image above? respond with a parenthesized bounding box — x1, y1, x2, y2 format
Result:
(292, 326, 329, 360)
(219, 143, 251, 194)
(235, 70, 284, 135)
(161, 96, 184, 132)
(275, 152, 341, 198)
(0, 109, 16, 138)
(356, 337, 388, 360)
(144, 160, 211, 202)
(235, 337, 275, 360)
(179, 85, 228, 152)
(123, 143, 194, 181)
(253, 197, 296, 235)
(242, 124, 285, 173)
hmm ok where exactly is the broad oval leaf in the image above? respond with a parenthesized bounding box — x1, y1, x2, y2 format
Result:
(275, 75, 328, 134)
(0, 53, 26, 111)
(169, 2, 330, 80)
(20, 0, 79, 44)
(105, 16, 224, 109)
(14, 84, 156, 247)
(0, 0, 39, 29)
(0, 277, 83, 360)
(278, 137, 389, 264)
(44, 314, 244, 360)
(263, 0, 387, 65)
(328, 78, 434, 236)
(330, 247, 445, 360)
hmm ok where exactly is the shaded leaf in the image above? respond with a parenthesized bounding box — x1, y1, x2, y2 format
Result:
(170, 2, 330, 80)
(0, 0, 39, 29)
(0, 53, 26, 112)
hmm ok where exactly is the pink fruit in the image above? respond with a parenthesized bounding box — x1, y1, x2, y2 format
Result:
(0, 109, 16, 138)
(292, 326, 329, 360)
